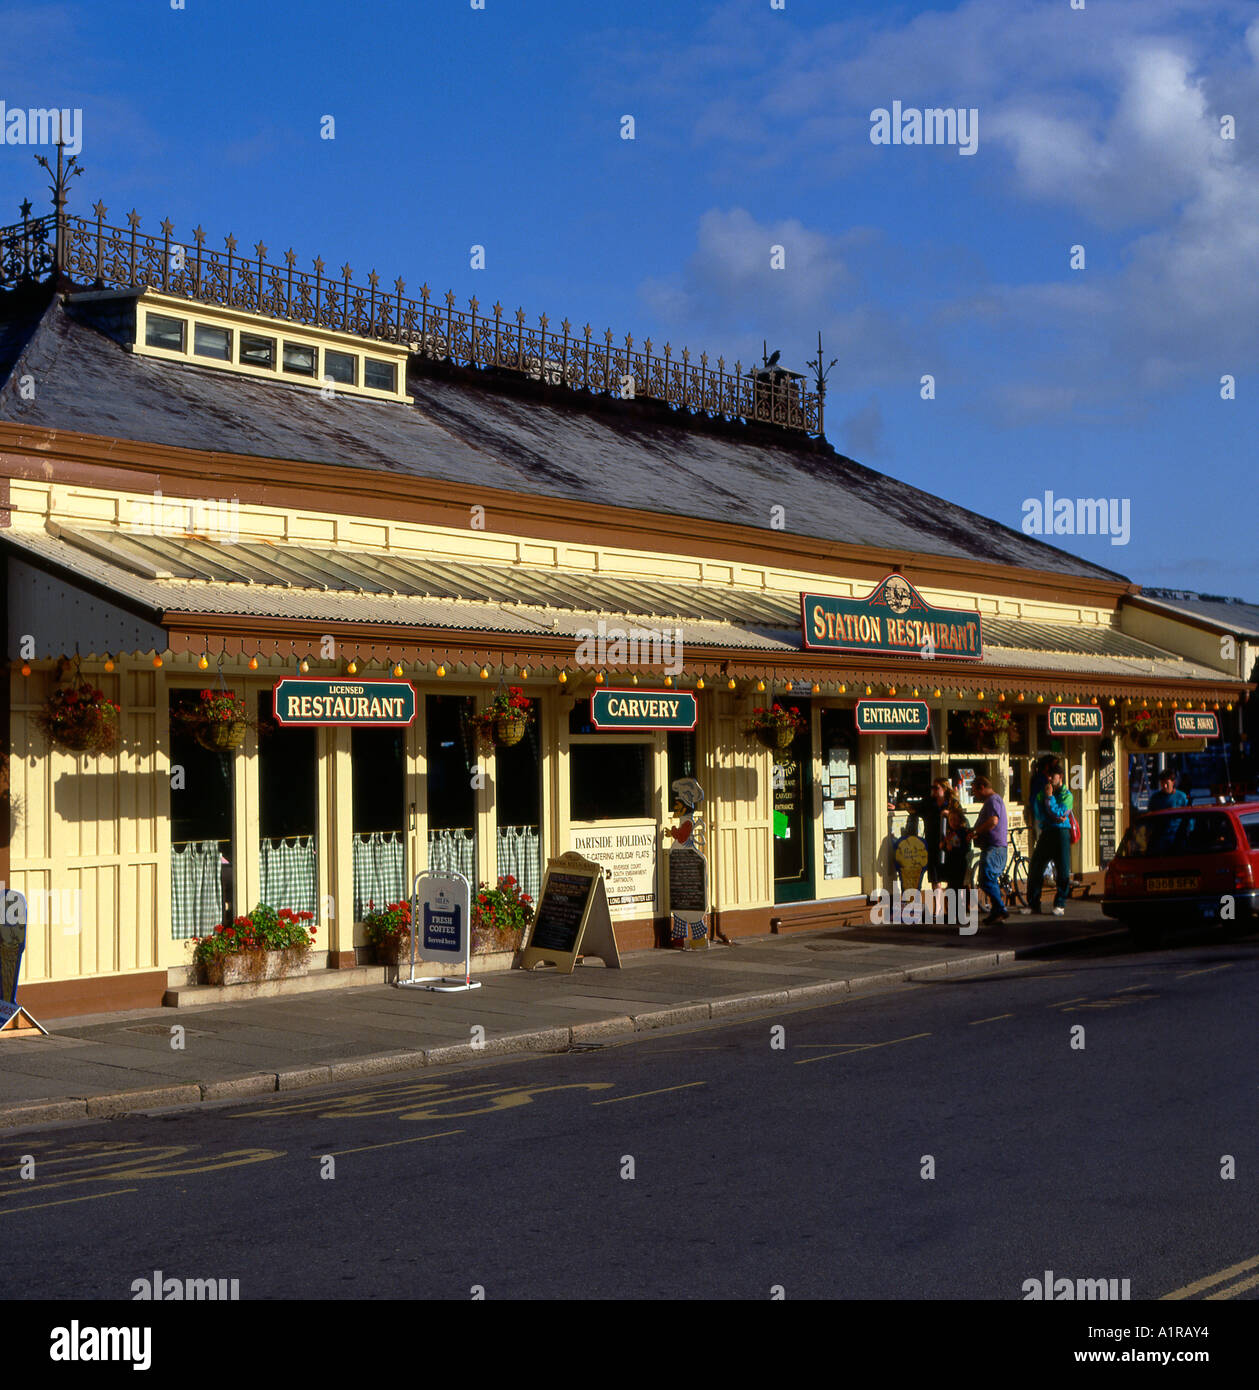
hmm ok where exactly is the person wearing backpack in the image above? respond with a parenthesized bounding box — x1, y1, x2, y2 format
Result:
(1020, 761, 1073, 916)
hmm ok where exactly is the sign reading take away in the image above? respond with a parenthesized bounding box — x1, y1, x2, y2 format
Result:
(591, 689, 698, 730)
(1047, 705, 1104, 735)
(273, 679, 417, 726)
(802, 573, 982, 661)
(1174, 710, 1220, 738)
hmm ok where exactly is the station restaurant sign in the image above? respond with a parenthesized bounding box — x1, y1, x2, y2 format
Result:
(1174, 710, 1220, 739)
(591, 689, 698, 731)
(802, 574, 982, 661)
(855, 699, 931, 734)
(1047, 705, 1104, 736)
(273, 679, 417, 726)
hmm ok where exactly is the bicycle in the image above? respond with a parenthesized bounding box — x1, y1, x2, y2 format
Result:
(998, 826, 1031, 908)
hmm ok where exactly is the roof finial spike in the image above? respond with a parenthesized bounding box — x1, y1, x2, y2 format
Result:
(806, 328, 838, 399)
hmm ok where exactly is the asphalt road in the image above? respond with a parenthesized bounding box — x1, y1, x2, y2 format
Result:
(3, 926, 1256, 1302)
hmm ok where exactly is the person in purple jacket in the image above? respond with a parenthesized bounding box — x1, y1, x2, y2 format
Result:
(968, 774, 1009, 926)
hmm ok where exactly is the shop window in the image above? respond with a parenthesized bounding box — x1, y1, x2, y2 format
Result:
(324, 349, 357, 385)
(240, 332, 276, 369)
(426, 695, 477, 883)
(774, 697, 814, 903)
(820, 709, 860, 880)
(145, 313, 185, 352)
(570, 742, 651, 822)
(365, 358, 396, 392)
(352, 726, 407, 920)
(257, 693, 318, 915)
(888, 759, 934, 811)
(194, 324, 232, 361)
(494, 700, 542, 900)
(667, 730, 696, 787)
(169, 690, 234, 939)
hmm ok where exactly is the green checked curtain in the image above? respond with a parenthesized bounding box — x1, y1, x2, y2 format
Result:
(496, 825, 541, 900)
(427, 828, 475, 883)
(171, 840, 227, 940)
(260, 836, 318, 916)
(353, 831, 406, 920)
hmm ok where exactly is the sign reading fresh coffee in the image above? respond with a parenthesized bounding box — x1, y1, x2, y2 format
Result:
(855, 700, 931, 734)
(802, 574, 982, 661)
(591, 689, 698, 731)
(1047, 705, 1104, 735)
(273, 679, 417, 726)
(1174, 710, 1219, 738)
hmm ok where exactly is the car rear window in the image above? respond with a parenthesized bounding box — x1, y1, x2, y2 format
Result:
(1239, 814, 1259, 850)
(1119, 813, 1239, 858)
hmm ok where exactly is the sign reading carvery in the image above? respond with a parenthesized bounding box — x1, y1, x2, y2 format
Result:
(1047, 705, 1104, 736)
(802, 573, 982, 661)
(591, 689, 698, 731)
(1174, 710, 1220, 738)
(273, 679, 417, 726)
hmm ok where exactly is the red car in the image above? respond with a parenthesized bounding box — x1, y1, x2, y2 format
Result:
(1103, 801, 1259, 936)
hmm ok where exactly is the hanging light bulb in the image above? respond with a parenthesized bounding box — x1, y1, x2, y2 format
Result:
(696, 677, 705, 689)
(346, 660, 357, 675)
(198, 655, 209, 670)
(436, 664, 446, 678)
(19, 663, 30, 677)
(595, 672, 605, 685)
(519, 667, 529, 679)
(811, 683, 820, 694)
(1016, 692, 1025, 702)
(839, 683, 847, 694)
(153, 654, 163, 668)
(1156, 699, 1163, 709)
(888, 686, 897, 696)
(977, 690, 985, 700)
(299, 659, 309, 674)
(479, 667, 489, 679)
(1226, 702, 1233, 711)
(932, 688, 941, 698)
(1213, 702, 1220, 711)
(249, 656, 259, 671)
(727, 677, 736, 690)
(865, 685, 872, 696)
(104, 657, 114, 673)
(630, 673, 638, 685)
(393, 663, 404, 678)
(997, 692, 1005, 702)
(556, 671, 566, 684)
(756, 680, 765, 692)
(664, 675, 674, 687)
(1108, 697, 1115, 706)
(1036, 694, 1044, 704)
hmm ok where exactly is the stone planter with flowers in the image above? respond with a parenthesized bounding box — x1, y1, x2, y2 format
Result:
(471, 875, 534, 956)
(190, 904, 316, 986)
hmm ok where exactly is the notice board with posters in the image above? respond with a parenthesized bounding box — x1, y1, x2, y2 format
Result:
(517, 852, 621, 975)
(1099, 738, 1117, 868)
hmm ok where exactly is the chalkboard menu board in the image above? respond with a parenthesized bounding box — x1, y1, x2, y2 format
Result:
(518, 853, 622, 974)
(668, 846, 708, 915)
(529, 872, 595, 954)
(1099, 737, 1117, 867)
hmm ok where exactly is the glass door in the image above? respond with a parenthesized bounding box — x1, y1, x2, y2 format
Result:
(774, 697, 815, 903)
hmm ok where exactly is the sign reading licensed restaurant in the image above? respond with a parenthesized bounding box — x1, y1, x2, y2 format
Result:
(1047, 705, 1104, 736)
(591, 689, 698, 731)
(802, 573, 982, 661)
(273, 679, 417, 726)
(1174, 710, 1220, 739)
(855, 700, 931, 734)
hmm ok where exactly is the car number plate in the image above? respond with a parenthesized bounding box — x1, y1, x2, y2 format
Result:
(1145, 875, 1200, 892)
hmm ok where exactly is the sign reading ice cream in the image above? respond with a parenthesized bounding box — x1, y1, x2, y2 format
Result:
(1047, 705, 1104, 736)
(273, 679, 417, 726)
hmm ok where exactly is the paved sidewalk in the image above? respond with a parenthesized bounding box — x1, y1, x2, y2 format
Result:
(0, 905, 1123, 1129)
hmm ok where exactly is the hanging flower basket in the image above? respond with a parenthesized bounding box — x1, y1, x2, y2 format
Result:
(173, 689, 252, 752)
(746, 704, 806, 750)
(36, 681, 121, 755)
(467, 688, 534, 749)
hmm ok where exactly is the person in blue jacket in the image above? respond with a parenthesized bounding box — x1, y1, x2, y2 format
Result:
(1147, 769, 1188, 811)
(1020, 761, 1073, 916)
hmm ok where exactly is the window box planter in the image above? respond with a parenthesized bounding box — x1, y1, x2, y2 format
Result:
(471, 925, 522, 956)
(374, 931, 413, 967)
(204, 945, 310, 987)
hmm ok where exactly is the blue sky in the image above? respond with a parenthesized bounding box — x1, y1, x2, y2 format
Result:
(1, 0, 1256, 594)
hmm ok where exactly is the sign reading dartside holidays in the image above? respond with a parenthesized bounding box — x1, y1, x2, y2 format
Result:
(273, 679, 417, 726)
(802, 573, 982, 661)
(855, 700, 931, 734)
(1047, 705, 1104, 736)
(1174, 710, 1220, 739)
(591, 689, 698, 731)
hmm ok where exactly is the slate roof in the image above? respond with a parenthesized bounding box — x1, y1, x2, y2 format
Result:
(0, 290, 1130, 585)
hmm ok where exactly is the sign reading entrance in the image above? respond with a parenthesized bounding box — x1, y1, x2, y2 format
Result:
(1048, 705, 1104, 735)
(802, 574, 982, 660)
(1174, 710, 1220, 738)
(591, 689, 697, 731)
(517, 853, 622, 975)
(855, 700, 931, 734)
(273, 679, 417, 726)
